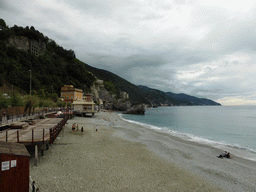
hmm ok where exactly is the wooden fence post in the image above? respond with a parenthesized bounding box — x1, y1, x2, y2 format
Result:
(50, 128, 53, 144)
(17, 130, 19, 143)
(43, 129, 45, 145)
(32, 129, 34, 144)
(41, 129, 45, 156)
(34, 145, 38, 166)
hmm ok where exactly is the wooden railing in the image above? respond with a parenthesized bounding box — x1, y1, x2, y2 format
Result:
(50, 115, 68, 144)
(1, 115, 69, 145)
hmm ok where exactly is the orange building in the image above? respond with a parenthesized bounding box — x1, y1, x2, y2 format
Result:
(60, 85, 83, 104)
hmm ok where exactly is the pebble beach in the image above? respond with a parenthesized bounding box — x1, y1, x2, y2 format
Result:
(30, 112, 256, 191)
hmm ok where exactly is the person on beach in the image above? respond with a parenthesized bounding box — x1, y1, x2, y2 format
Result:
(72, 124, 75, 132)
(217, 151, 232, 158)
(226, 152, 232, 159)
(81, 126, 84, 132)
(217, 151, 227, 158)
(95, 125, 98, 133)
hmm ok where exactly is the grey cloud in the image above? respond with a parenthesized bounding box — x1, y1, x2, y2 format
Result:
(0, 1, 20, 13)
(55, 0, 134, 18)
(199, 18, 256, 54)
(2, 0, 256, 104)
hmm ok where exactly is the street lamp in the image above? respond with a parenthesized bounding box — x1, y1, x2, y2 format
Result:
(29, 70, 31, 96)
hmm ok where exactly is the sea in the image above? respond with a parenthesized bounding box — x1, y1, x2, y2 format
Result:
(121, 106, 256, 161)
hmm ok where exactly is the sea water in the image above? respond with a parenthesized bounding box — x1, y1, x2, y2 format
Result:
(121, 106, 256, 161)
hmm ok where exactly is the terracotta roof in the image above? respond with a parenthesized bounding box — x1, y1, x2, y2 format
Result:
(0, 141, 30, 156)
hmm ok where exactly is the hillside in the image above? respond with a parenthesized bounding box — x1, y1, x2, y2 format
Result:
(84, 65, 221, 106)
(84, 64, 150, 105)
(0, 19, 221, 107)
(166, 92, 221, 106)
(137, 86, 221, 106)
(0, 19, 95, 96)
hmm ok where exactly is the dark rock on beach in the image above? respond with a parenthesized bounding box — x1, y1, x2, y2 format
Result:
(123, 104, 146, 115)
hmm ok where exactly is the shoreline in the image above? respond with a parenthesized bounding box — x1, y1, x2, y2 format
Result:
(30, 112, 256, 191)
(114, 112, 256, 191)
(120, 111, 256, 162)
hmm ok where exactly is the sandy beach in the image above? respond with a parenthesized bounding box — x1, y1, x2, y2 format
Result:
(30, 112, 256, 191)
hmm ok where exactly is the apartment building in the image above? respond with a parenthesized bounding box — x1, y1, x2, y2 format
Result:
(60, 85, 83, 104)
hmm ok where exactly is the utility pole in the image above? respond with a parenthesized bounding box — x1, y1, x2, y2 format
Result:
(29, 70, 31, 96)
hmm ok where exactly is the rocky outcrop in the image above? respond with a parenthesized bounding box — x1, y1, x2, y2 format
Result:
(7, 35, 46, 56)
(113, 99, 131, 111)
(91, 79, 143, 114)
(123, 104, 145, 115)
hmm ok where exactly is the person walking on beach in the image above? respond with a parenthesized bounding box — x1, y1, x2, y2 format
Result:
(81, 126, 84, 133)
(2, 111, 6, 123)
(95, 125, 98, 133)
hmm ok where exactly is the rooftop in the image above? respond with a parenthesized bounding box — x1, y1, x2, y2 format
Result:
(0, 141, 30, 156)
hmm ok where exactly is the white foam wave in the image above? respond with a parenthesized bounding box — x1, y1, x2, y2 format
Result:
(120, 114, 256, 161)
(119, 114, 163, 131)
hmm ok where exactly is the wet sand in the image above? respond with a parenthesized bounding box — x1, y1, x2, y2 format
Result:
(30, 112, 256, 191)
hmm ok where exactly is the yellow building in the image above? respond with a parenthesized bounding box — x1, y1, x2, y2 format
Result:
(60, 85, 83, 104)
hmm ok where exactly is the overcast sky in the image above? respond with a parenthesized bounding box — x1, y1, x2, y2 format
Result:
(1, 0, 256, 105)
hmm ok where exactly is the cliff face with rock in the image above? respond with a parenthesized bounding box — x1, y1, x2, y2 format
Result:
(0, 20, 221, 112)
(91, 80, 132, 112)
(123, 104, 146, 115)
(7, 35, 46, 56)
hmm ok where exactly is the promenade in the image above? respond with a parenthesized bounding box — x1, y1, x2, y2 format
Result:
(0, 112, 70, 166)
(0, 117, 65, 145)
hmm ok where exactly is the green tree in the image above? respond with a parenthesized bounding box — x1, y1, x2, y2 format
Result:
(50, 93, 59, 103)
(0, 74, 4, 87)
(0, 94, 9, 109)
(10, 94, 22, 107)
(0, 18, 7, 30)
(24, 96, 38, 115)
(104, 81, 117, 94)
(38, 89, 45, 98)
(56, 100, 66, 108)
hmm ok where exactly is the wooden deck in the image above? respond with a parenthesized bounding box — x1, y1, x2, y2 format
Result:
(0, 118, 66, 146)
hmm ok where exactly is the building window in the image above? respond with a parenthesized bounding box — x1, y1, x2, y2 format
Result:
(67, 96, 69, 99)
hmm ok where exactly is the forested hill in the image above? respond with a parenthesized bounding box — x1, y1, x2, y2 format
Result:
(0, 19, 95, 96)
(0, 19, 221, 106)
(165, 92, 221, 106)
(84, 64, 150, 104)
(84, 65, 221, 106)
(137, 86, 221, 106)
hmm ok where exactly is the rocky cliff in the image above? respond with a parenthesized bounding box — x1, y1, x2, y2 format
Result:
(91, 81, 132, 111)
(123, 104, 146, 115)
(7, 35, 46, 56)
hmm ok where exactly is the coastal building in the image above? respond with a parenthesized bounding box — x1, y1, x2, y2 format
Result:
(72, 93, 97, 116)
(96, 79, 104, 86)
(60, 85, 83, 104)
(7, 35, 46, 56)
(0, 141, 30, 192)
(91, 78, 105, 109)
(120, 91, 129, 99)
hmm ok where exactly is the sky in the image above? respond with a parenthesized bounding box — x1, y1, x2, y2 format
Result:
(1, 0, 256, 105)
